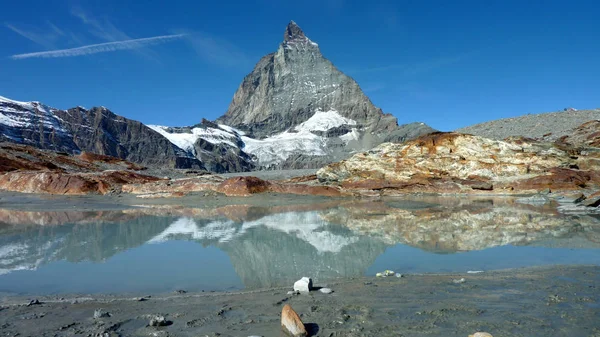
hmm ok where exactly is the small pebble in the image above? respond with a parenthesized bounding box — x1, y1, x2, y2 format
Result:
(287, 290, 300, 295)
(319, 288, 333, 294)
(395, 273, 403, 278)
(93, 309, 111, 319)
(453, 278, 466, 284)
(149, 315, 170, 327)
(27, 299, 41, 306)
(469, 333, 493, 337)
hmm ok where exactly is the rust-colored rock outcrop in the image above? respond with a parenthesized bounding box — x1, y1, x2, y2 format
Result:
(0, 170, 160, 195)
(216, 176, 272, 196)
(0, 143, 159, 195)
(317, 131, 600, 195)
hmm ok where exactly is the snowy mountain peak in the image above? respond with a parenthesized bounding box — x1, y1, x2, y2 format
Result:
(284, 20, 306, 42)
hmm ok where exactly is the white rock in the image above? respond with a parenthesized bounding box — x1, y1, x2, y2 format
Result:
(319, 288, 333, 294)
(395, 273, 403, 278)
(287, 290, 300, 295)
(467, 270, 484, 274)
(453, 278, 466, 284)
(293, 277, 313, 293)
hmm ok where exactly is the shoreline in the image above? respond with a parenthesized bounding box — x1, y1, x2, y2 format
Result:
(1, 265, 598, 336)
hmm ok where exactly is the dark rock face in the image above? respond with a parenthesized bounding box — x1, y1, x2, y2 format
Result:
(217, 21, 418, 140)
(0, 97, 202, 169)
(193, 137, 255, 173)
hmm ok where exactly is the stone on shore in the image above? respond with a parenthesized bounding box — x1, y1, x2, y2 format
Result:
(469, 333, 493, 337)
(281, 304, 307, 337)
(149, 315, 170, 327)
(293, 277, 313, 293)
(93, 309, 110, 319)
(319, 287, 333, 294)
(581, 193, 600, 207)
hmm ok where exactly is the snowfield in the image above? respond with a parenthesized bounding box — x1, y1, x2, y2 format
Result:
(147, 125, 239, 155)
(151, 109, 358, 167)
(294, 109, 356, 132)
(0, 95, 69, 133)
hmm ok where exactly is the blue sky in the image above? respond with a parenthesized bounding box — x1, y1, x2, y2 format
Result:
(1, 0, 598, 131)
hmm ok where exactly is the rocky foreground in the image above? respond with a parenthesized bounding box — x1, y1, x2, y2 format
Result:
(3, 120, 600, 205)
(0, 265, 598, 337)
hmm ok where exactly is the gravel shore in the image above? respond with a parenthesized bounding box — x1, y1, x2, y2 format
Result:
(0, 265, 598, 337)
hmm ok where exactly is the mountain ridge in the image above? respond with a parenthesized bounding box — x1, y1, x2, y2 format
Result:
(0, 21, 436, 172)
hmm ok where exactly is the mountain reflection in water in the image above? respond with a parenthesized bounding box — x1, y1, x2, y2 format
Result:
(0, 197, 599, 294)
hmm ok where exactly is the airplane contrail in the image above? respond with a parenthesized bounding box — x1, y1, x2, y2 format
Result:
(11, 33, 186, 59)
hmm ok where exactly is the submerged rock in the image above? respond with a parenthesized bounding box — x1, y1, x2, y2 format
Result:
(281, 304, 307, 337)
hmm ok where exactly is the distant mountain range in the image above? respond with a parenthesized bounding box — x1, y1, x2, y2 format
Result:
(0, 21, 435, 173)
(2, 21, 597, 174)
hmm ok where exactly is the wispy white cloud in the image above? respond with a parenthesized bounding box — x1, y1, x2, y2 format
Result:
(70, 6, 129, 42)
(5, 22, 62, 49)
(69, 6, 163, 62)
(179, 31, 249, 67)
(11, 34, 186, 59)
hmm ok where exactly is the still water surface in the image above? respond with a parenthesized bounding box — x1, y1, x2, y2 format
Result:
(0, 196, 599, 295)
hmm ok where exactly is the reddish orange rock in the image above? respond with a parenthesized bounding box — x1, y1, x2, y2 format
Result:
(0, 170, 160, 195)
(216, 176, 271, 196)
(281, 304, 307, 337)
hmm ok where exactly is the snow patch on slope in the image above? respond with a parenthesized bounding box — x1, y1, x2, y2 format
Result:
(0, 96, 69, 133)
(148, 125, 239, 154)
(295, 109, 356, 132)
(150, 109, 360, 168)
(242, 109, 358, 166)
(242, 130, 326, 167)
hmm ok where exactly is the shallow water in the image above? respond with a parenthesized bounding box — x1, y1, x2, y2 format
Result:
(0, 196, 599, 295)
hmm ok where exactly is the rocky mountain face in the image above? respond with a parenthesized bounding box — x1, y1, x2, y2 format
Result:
(154, 22, 435, 171)
(1, 22, 435, 173)
(0, 96, 202, 169)
(218, 21, 399, 138)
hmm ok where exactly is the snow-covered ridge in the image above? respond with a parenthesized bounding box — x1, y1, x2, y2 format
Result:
(0, 95, 69, 133)
(152, 109, 359, 167)
(147, 125, 240, 155)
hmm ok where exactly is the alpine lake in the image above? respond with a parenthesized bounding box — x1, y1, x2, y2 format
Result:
(1, 194, 599, 296)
